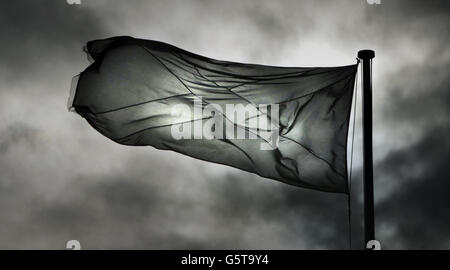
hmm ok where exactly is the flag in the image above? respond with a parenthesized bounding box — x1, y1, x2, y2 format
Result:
(69, 36, 357, 193)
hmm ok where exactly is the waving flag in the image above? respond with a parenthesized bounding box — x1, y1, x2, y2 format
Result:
(69, 36, 357, 193)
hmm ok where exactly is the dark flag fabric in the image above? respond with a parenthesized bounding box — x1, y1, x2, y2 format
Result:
(69, 36, 357, 193)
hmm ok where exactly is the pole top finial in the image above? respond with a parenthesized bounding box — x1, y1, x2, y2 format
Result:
(358, 50, 375, 60)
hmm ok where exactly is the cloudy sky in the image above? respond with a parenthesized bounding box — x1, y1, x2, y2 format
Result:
(0, 0, 449, 249)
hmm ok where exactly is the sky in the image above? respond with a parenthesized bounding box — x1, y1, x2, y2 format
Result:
(0, 0, 449, 249)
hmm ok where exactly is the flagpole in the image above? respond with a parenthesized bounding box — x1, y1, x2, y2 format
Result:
(357, 50, 376, 249)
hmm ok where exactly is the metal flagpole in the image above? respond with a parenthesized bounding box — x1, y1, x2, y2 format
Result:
(357, 50, 379, 250)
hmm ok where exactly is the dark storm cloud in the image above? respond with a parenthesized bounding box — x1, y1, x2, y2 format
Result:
(0, 165, 349, 249)
(0, 0, 106, 81)
(376, 124, 450, 249)
(373, 60, 450, 249)
(0, 123, 38, 153)
(364, 0, 450, 249)
(380, 62, 450, 131)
